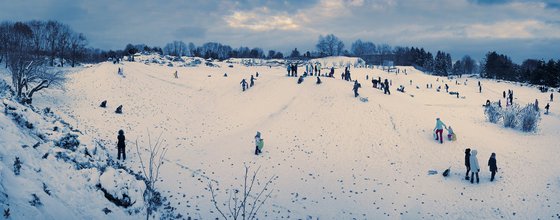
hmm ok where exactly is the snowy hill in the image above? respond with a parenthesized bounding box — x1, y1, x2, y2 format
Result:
(2, 59, 560, 219)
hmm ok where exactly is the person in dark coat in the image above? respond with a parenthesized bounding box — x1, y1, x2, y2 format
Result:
(551, 93, 554, 102)
(464, 148, 471, 180)
(297, 75, 304, 84)
(240, 79, 248, 91)
(316, 76, 322, 84)
(384, 79, 391, 95)
(250, 75, 255, 87)
(117, 130, 126, 160)
(545, 103, 550, 114)
(353, 81, 361, 97)
(488, 152, 498, 181)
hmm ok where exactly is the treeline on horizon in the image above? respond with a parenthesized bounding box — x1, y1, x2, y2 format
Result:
(1, 20, 558, 88)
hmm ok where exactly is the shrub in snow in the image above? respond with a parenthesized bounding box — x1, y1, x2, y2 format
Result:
(99, 167, 145, 209)
(3, 208, 9, 218)
(43, 183, 51, 196)
(56, 133, 80, 151)
(502, 104, 520, 128)
(13, 157, 22, 176)
(484, 103, 502, 123)
(29, 194, 42, 207)
(519, 103, 541, 132)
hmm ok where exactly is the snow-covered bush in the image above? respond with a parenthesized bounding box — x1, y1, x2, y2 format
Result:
(519, 103, 541, 132)
(99, 167, 146, 210)
(484, 103, 502, 123)
(502, 104, 520, 128)
(13, 157, 22, 176)
(56, 133, 80, 151)
(28, 194, 42, 207)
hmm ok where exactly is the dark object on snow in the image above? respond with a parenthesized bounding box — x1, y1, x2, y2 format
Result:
(545, 103, 550, 114)
(428, 170, 438, 175)
(4, 208, 10, 218)
(117, 130, 126, 160)
(240, 79, 248, 91)
(100, 100, 107, 108)
(115, 105, 123, 114)
(297, 76, 304, 84)
(442, 167, 450, 177)
(316, 77, 322, 84)
(102, 208, 112, 214)
(353, 81, 361, 97)
(488, 153, 498, 181)
(465, 148, 471, 180)
(13, 157, 22, 175)
(223, 73, 228, 77)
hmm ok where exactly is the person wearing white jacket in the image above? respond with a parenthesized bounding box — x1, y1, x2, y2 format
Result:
(469, 149, 480, 184)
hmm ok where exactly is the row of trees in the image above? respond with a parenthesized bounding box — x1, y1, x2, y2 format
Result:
(482, 51, 560, 87)
(0, 20, 89, 68)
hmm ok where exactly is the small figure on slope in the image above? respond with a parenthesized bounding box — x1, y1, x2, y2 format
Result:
(240, 79, 248, 91)
(470, 149, 480, 184)
(464, 148, 471, 180)
(433, 118, 447, 144)
(117, 129, 126, 161)
(488, 152, 498, 182)
(254, 131, 264, 155)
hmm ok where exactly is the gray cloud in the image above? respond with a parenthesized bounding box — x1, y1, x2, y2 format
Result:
(0, 0, 558, 62)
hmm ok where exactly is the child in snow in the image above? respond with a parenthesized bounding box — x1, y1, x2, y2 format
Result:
(353, 81, 361, 97)
(250, 75, 255, 87)
(117, 130, 126, 161)
(446, 126, 456, 141)
(464, 148, 471, 180)
(254, 131, 263, 155)
(433, 118, 447, 144)
(545, 103, 550, 114)
(316, 77, 322, 84)
(488, 153, 498, 182)
(469, 149, 480, 184)
(240, 79, 248, 91)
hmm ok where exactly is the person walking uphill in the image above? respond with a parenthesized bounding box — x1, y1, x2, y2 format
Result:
(488, 153, 498, 181)
(117, 130, 126, 161)
(464, 148, 471, 180)
(254, 131, 264, 155)
(433, 118, 447, 144)
(353, 81, 361, 97)
(469, 149, 480, 184)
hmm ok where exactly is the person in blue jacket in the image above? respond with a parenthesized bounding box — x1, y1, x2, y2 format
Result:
(434, 118, 447, 144)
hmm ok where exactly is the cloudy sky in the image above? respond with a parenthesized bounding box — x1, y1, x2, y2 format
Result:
(1, 0, 559, 62)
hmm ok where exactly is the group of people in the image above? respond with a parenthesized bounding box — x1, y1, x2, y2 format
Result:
(239, 74, 257, 91)
(371, 77, 391, 95)
(464, 148, 498, 183)
(433, 118, 455, 144)
(305, 63, 322, 76)
(287, 63, 299, 77)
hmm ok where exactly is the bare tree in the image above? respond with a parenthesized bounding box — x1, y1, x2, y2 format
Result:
(135, 132, 168, 220)
(69, 32, 87, 67)
(4, 22, 65, 104)
(316, 34, 345, 56)
(45, 20, 61, 67)
(209, 165, 276, 220)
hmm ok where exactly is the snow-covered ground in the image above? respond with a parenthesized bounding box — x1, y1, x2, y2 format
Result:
(2, 56, 560, 219)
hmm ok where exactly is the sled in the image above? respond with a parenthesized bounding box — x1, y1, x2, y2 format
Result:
(442, 167, 451, 177)
(359, 97, 369, 102)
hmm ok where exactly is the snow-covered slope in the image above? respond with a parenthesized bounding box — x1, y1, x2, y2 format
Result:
(5, 59, 560, 219)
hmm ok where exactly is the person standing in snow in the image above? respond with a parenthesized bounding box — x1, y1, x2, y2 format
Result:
(488, 152, 498, 182)
(446, 126, 455, 141)
(433, 118, 447, 144)
(551, 93, 554, 102)
(287, 64, 291, 76)
(384, 79, 391, 95)
(254, 131, 263, 155)
(250, 75, 255, 87)
(470, 149, 480, 184)
(240, 79, 248, 91)
(117, 130, 126, 161)
(545, 103, 550, 114)
(464, 148, 471, 180)
(353, 81, 361, 97)
(316, 76, 322, 85)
